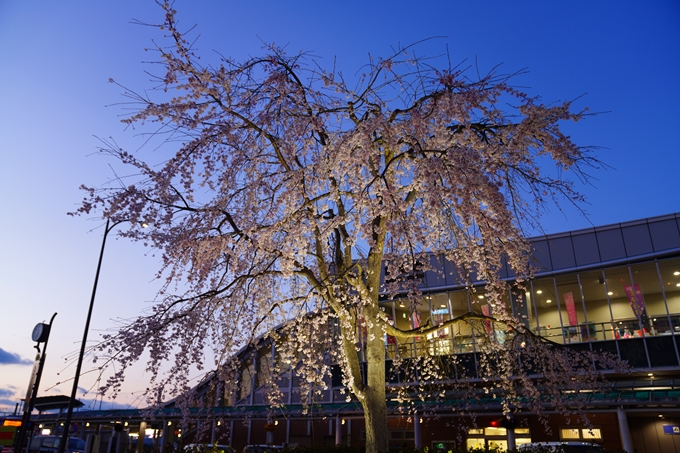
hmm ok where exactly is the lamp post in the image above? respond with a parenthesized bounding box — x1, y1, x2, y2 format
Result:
(58, 219, 135, 453)
(14, 313, 57, 453)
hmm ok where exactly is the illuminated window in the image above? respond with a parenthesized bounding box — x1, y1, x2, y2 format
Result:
(515, 438, 532, 447)
(484, 427, 507, 436)
(582, 428, 602, 440)
(561, 428, 581, 440)
(468, 428, 484, 435)
(560, 426, 602, 441)
(515, 428, 530, 435)
(466, 438, 485, 450)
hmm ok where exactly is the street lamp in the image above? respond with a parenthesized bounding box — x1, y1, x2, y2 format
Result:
(58, 219, 142, 453)
(14, 314, 57, 453)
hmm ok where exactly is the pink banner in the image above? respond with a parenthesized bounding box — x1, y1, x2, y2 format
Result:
(563, 292, 578, 326)
(624, 283, 646, 318)
(481, 304, 492, 334)
(411, 311, 421, 341)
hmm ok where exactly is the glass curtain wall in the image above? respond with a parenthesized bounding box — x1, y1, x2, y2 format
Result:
(379, 257, 680, 361)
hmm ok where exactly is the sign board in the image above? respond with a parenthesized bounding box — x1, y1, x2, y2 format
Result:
(663, 425, 680, 435)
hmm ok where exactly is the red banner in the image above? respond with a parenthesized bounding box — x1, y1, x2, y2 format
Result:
(563, 292, 578, 326)
(481, 304, 492, 334)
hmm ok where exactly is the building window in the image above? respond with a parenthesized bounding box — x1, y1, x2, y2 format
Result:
(560, 426, 602, 441)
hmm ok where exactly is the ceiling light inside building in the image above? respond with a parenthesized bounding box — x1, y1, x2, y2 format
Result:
(546, 299, 552, 304)
(674, 271, 680, 276)
(536, 290, 543, 294)
(478, 295, 484, 299)
(440, 304, 446, 308)
(608, 291, 613, 296)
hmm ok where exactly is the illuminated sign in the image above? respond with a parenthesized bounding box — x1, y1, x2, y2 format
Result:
(2, 421, 21, 427)
(663, 425, 680, 435)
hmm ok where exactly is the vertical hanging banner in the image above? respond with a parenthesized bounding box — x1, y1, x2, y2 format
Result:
(624, 283, 646, 318)
(411, 311, 421, 341)
(385, 315, 396, 345)
(563, 292, 578, 326)
(481, 304, 493, 334)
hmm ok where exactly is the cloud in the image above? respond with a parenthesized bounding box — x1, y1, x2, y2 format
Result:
(0, 388, 15, 398)
(0, 348, 32, 365)
(0, 388, 19, 411)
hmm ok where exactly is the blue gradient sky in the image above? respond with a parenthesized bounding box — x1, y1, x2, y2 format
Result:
(1, 1, 679, 411)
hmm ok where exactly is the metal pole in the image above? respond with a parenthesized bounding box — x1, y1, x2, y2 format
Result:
(58, 219, 112, 453)
(14, 313, 57, 453)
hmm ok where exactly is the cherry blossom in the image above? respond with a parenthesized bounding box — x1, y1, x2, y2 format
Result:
(73, 4, 625, 452)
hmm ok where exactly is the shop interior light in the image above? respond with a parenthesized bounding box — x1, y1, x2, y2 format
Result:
(608, 291, 613, 296)
(546, 299, 552, 304)
(674, 271, 680, 276)
(536, 290, 543, 294)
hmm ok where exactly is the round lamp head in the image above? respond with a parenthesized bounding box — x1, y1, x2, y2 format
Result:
(32, 323, 51, 343)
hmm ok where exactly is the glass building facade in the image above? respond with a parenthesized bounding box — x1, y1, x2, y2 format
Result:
(378, 214, 680, 370)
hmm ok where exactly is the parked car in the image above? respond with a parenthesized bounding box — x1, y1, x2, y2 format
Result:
(518, 442, 605, 453)
(184, 444, 234, 453)
(28, 436, 86, 453)
(242, 446, 283, 453)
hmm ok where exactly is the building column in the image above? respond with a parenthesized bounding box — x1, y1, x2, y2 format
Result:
(506, 427, 516, 452)
(346, 420, 351, 446)
(160, 422, 170, 453)
(617, 408, 634, 453)
(286, 420, 290, 446)
(136, 422, 147, 453)
(335, 415, 342, 446)
(413, 415, 422, 449)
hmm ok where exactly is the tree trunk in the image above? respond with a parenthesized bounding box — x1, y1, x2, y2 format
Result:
(362, 320, 390, 453)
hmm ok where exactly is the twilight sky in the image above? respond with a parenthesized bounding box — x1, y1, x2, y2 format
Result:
(1, 1, 679, 411)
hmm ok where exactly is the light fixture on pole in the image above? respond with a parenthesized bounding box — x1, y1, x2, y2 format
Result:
(14, 313, 57, 453)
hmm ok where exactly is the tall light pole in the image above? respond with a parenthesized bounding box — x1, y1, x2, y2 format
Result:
(58, 219, 134, 453)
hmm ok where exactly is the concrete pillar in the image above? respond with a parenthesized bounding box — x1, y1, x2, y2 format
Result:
(334, 416, 342, 446)
(137, 422, 147, 453)
(85, 434, 94, 453)
(91, 435, 101, 453)
(346, 420, 351, 446)
(507, 427, 516, 452)
(160, 423, 168, 453)
(617, 408, 634, 453)
(413, 415, 422, 449)
(115, 432, 128, 453)
(286, 420, 290, 445)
